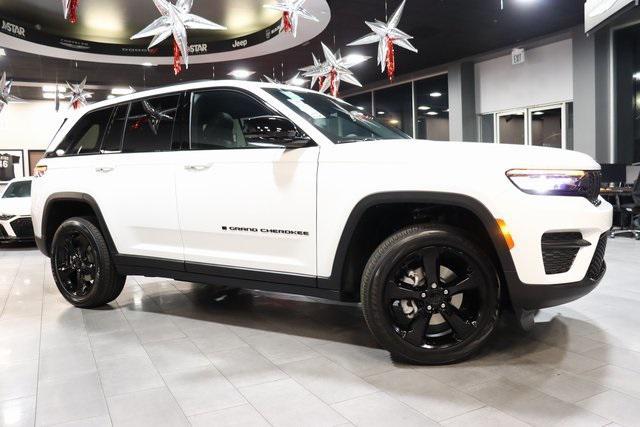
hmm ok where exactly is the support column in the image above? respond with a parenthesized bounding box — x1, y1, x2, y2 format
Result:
(448, 62, 477, 142)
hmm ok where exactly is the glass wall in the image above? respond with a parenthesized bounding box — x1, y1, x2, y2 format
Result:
(414, 74, 449, 141)
(373, 83, 414, 136)
(344, 73, 449, 140)
(345, 92, 372, 115)
(614, 24, 640, 163)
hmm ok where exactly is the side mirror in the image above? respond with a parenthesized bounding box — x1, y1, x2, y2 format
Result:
(242, 115, 312, 148)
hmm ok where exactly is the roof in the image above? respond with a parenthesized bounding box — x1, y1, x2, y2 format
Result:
(85, 80, 322, 113)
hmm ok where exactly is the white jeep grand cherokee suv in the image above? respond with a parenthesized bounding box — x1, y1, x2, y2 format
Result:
(31, 81, 612, 364)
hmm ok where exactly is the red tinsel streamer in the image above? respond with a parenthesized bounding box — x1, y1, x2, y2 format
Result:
(386, 36, 395, 81)
(329, 70, 338, 97)
(68, 0, 79, 24)
(283, 11, 293, 32)
(72, 100, 81, 110)
(317, 76, 324, 90)
(173, 40, 182, 76)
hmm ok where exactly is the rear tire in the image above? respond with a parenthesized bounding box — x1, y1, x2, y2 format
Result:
(361, 224, 500, 364)
(51, 217, 125, 308)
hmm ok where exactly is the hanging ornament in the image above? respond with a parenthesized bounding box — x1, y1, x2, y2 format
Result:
(131, 0, 226, 76)
(0, 72, 22, 115)
(347, 0, 417, 81)
(66, 77, 92, 110)
(300, 43, 367, 97)
(62, 0, 80, 24)
(263, 0, 319, 38)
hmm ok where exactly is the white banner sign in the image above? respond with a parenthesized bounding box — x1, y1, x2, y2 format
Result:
(585, 0, 638, 33)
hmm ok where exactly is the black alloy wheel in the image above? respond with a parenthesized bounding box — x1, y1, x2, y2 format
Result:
(54, 229, 98, 298)
(361, 224, 500, 364)
(51, 217, 126, 308)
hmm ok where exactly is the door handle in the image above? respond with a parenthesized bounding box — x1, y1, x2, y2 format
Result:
(95, 167, 114, 173)
(184, 164, 212, 171)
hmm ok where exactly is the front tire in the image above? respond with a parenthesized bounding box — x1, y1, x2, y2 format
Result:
(51, 217, 126, 308)
(361, 224, 500, 364)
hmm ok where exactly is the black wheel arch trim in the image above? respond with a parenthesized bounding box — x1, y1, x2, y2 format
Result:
(320, 191, 518, 290)
(40, 192, 118, 257)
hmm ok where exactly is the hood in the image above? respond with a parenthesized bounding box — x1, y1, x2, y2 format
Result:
(0, 197, 31, 218)
(332, 139, 600, 171)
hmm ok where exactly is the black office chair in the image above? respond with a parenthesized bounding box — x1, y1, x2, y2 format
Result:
(610, 171, 640, 240)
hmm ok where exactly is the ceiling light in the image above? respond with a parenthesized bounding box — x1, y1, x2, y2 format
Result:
(43, 93, 63, 100)
(533, 111, 544, 116)
(357, 106, 365, 111)
(389, 119, 399, 125)
(288, 76, 307, 86)
(342, 54, 370, 67)
(0, 48, 5, 56)
(377, 111, 385, 115)
(418, 105, 431, 111)
(111, 87, 135, 95)
(141, 62, 154, 67)
(228, 69, 255, 79)
(430, 92, 443, 98)
(634, 72, 640, 80)
(42, 85, 67, 93)
(426, 111, 439, 116)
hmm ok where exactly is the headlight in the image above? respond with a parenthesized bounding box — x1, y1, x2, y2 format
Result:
(0, 214, 14, 221)
(506, 169, 601, 201)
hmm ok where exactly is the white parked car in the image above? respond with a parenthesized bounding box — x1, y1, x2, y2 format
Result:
(0, 177, 35, 243)
(30, 81, 612, 364)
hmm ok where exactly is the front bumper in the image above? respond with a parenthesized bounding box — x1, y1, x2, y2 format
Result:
(0, 216, 35, 242)
(505, 233, 608, 310)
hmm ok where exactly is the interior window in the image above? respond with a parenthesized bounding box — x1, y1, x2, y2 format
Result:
(122, 95, 180, 153)
(54, 108, 113, 156)
(101, 104, 129, 153)
(190, 90, 284, 150)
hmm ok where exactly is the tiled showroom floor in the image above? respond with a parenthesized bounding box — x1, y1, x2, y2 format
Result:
(1, 239, 640, 427)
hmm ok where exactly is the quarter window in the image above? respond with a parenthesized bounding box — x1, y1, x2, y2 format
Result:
(54, 108, 113, 157)
(122, 95, 180, 153)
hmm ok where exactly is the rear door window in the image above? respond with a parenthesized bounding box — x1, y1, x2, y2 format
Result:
(122, 95, 180, 153)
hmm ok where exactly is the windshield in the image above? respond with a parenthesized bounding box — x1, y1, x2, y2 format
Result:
(264, 88, 411, 143)
(2, 181, 31, 198)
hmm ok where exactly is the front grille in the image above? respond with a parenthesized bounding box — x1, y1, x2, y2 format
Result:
(9, 217, 34, 239)
(587, 233, 608, 280)
(541, 232, 585, 275)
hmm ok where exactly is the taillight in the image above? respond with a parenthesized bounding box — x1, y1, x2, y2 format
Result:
(34, 164, 47, 178)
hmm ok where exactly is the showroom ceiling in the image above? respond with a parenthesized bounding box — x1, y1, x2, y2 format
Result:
(0, 0, 586, 100)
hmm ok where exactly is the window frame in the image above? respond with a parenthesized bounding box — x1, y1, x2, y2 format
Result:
(99, 102, 131, 155)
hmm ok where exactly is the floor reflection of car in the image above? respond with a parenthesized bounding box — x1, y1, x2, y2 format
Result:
(0, 177, 35, 244)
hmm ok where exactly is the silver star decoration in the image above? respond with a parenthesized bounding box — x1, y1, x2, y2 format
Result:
(131, 0, 226, 73)
(300, 43, 368, 97)
(66, 77, 93, 110)
(142, 100, 176, 135)
(347, 0, 417, 77)
(0, 73, 22, 115)
(263, 0, 319, 38)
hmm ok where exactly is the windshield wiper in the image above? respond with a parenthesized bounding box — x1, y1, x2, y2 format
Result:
(337, 137, 380, 143)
